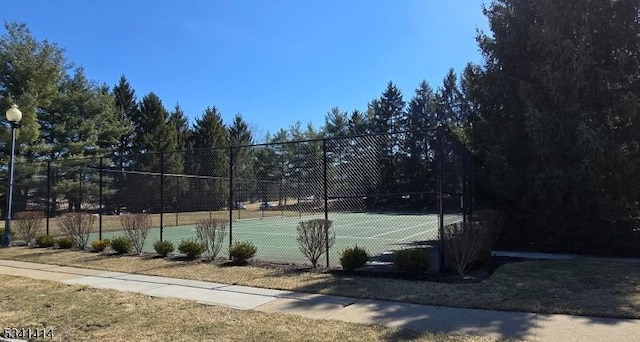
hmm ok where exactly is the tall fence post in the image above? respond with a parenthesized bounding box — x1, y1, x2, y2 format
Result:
(468, 152, 474, 216)
(461, 146, 471, 223)
(229, 146, 234, 250)
(99, 157, 103, 240)
(46, 160, 51, 236)
(78, 168, 83, 212)
(175, 176, 179, 226)
(437, 128, 445, 272)
(323, 139, 329, 268)
(160, 152, 164, 241)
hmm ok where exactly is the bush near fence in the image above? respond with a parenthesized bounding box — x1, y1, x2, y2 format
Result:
(442, 210, 503, 276)
(297, 219, 335, 268)
(14, 211, 45, 243)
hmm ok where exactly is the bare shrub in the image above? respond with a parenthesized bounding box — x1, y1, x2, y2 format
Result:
(14, 211, 45, 243)
(119, 213, 152, 254)
(442, 210, 503, 276)
(57, 212, 95, 249)
(195, 218, 227, 261)
(296, 219, 334, 268)
(472, 210, 504, 243)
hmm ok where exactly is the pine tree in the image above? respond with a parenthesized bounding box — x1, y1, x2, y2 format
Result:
(0, 22, 67, 152)
(186, 106, 229, 209)
(123, 92, 182, 212)
(35, 68, 124, 212)
(228, 113, 254, 203)
(347, 110, 369, 135)
(111, 76, 137, 167)
(435, 69, 465, 127)
(169, 103, 190, 151)
(471, 0, 640, 253)
(370, 82, 406, 198)
(401, 81, 438, 196)
(323, 107, 349, 138)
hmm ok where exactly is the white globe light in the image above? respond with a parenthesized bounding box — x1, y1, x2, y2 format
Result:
(5, 104, 22, 123)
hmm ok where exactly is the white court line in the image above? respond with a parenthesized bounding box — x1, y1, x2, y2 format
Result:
(333, 215, 405, 228)
(369, 222, 435, 239)
(227, 230, 401, 242)
(230, 214, 418, 232)
(400, 227, 438, 241)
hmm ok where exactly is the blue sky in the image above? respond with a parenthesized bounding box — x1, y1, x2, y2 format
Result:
(3, 0, 488, 140)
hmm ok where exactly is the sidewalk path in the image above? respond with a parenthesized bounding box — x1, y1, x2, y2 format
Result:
(1, 259, 638, 341)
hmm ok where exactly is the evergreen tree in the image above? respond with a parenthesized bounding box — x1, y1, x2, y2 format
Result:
(0, 22, 68, 215)
(401, 81, 438, 196)
(111, 75, 137, 167)
(35, 68, 124, 212)
(169, 103, 190, 151)
(228, 113, 254, 203)
(471, 0, 640, 254)
(371, 82, 405, 134)
(187, 106, 228, 209)
(347, 109, 369, 135)
(370, 82, 406, 198)
(0, 22, 67, 153)
(435, 69, 465, 127)
(123, 92, 182, 212)
(323, 107, 349, 138)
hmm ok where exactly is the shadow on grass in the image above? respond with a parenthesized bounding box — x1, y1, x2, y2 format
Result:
(265, 279, 540, 341)
(272, 258, 640, 340)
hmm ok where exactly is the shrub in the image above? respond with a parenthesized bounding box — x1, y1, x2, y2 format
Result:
(56, 236, 74, 249)
(154, 240, 175, 257)
(14, 211, 44, 243)
(229, 241, 257, 265)
(178, 239, 205, 259)
(296, 219, 335, 268)
(91, 239, 110, 252)
(110, 236, 132, 254)
(35, 234, 55, 248)
(57, 212, 95, 249)
(394, 248, 430, 279)
(442, 211, 503, 276)
(120, 213, 152, 254)
(340, 245, 369, 271)
(195, 218, 227, 260)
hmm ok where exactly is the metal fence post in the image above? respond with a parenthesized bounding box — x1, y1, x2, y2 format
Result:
(175, 176, 179, 226)
(323, 139, 329, 268)
(437, 128, 445, 272)
(160, 152, 164, 241)
(46, 160, 51, 236)
(78, 168, 83, 212)
(99, 157, 103, 240)
(469, 151, 474, 216)
(229, 146, 234, 250)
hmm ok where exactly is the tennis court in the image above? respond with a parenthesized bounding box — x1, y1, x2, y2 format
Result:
(90, 212, 463, 267)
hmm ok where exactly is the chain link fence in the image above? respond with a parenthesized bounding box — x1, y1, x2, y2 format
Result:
(7, 128, 473, 271)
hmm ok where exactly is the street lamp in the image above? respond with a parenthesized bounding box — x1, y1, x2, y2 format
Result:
(2, 104, 22, 247)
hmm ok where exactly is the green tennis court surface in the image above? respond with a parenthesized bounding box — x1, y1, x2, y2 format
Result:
(90, 212, 462, 267)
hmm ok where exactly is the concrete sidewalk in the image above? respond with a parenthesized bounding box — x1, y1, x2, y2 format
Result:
(0, 259, 638, 341)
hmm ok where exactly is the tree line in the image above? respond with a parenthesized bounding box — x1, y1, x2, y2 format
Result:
(2, 0, 639, 256)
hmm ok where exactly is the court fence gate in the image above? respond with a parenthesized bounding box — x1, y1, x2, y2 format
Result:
(8, 127, 473, 272)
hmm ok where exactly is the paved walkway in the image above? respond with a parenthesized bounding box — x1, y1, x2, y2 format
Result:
(0, 259, 639, 342)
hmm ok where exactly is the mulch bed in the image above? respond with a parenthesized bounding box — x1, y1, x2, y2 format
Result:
(236, 255, 530, 283)
(127, 251, 530, 283)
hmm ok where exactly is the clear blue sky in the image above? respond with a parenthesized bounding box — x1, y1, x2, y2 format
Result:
(3, 0, 488, 140)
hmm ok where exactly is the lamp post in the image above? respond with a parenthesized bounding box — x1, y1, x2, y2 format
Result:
(2, 104, 22, 247)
